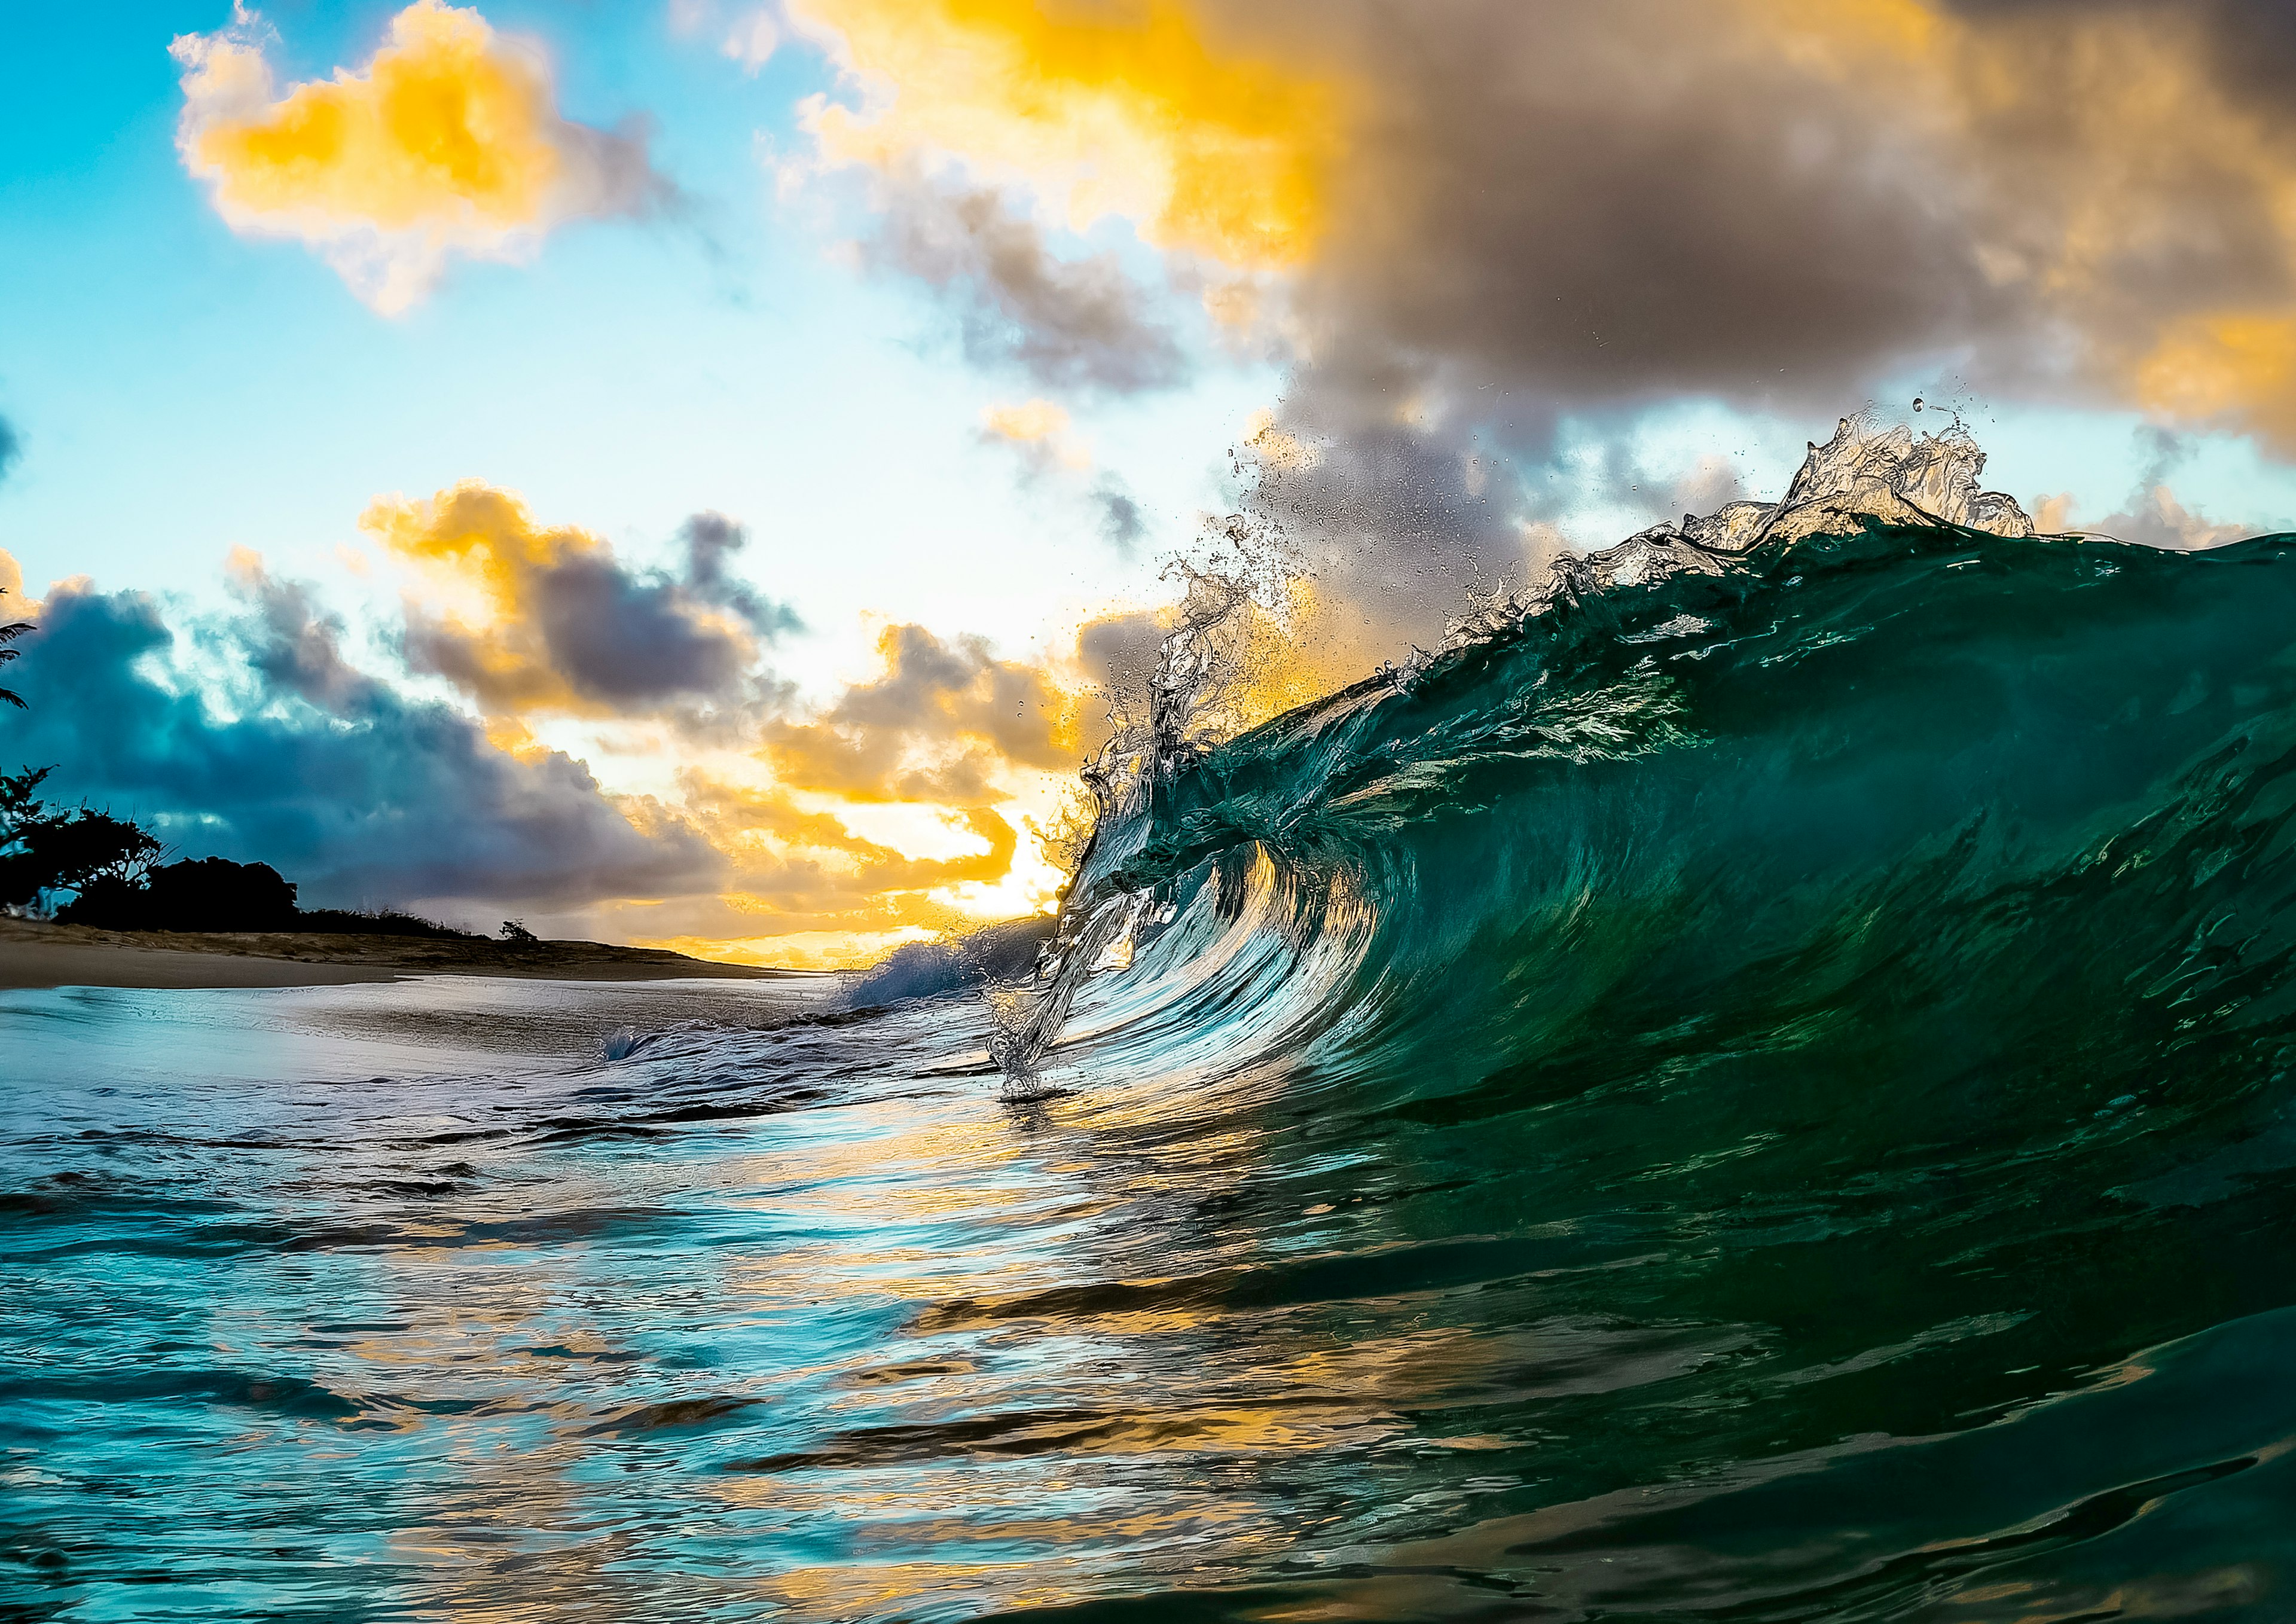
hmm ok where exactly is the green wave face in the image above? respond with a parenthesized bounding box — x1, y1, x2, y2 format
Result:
(1010, 523, 2296, 1614)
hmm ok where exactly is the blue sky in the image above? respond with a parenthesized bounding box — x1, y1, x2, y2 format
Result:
(0, 1, 1281, 692)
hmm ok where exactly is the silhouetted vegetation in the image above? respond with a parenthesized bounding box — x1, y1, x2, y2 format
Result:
(58, 856, 477, 937)
(0, 766, 163, 909)
(65, 857, 297, 930)
(0, 619, 167, 911)
(0, 590, 30, 711)
(500, 919, 538, 944)
(294, 908, 477, 940)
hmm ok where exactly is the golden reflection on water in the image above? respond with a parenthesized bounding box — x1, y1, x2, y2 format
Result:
(6, 963, 1577, 1621)
(706, 1052, 1463, 1611)
(212, 1053, 1372, 1616)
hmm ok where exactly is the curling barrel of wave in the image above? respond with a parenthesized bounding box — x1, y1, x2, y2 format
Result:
(1006, 419, 2296, 1132)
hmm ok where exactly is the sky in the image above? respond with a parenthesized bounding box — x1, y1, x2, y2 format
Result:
(5, 0, 2296, 965)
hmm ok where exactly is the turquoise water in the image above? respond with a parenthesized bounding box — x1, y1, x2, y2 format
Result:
(13, 524, 2296, 1619)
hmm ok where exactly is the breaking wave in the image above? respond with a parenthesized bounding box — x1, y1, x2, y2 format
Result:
(948, 411, 2296, 1607)
(17, 416, 2296, 1621)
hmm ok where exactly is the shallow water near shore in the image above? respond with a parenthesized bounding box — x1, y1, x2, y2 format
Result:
(16, 521, 2296, 1619)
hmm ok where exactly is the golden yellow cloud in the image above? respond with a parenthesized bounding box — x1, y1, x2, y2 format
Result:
(793, 0, 1346, 270)
(173, 1, 655, 312)
(614, 612, 1158, 966)
(364, 481, 604, 713)
(619, 765, 1056, 967)
(761, 621, 1077, 805)
(2136, 313, 2296, 451)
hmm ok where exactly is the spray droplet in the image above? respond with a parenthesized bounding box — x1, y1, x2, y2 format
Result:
(1912, 397, 1925, 412)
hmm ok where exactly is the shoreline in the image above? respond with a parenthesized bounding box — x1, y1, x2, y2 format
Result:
(0, 918, 804, 992)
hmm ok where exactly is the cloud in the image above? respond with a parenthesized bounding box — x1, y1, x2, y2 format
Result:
(761, 621, 1074, 804)
(2, 537, 1080, 956)
(576, 615, 1098, 961)
(794, 0, 1344, 270)
(679, 777, 1023, 927)
(364, 481, 795, 720)
(1275, 0, 2296, 457)
(2075, 484, 2255, 551)
(1092, 479, 1146, 552)
(862, 169, 1187, 391)
(976, 401, 1153, 552)
(225, 547, 380, 711)
(722, 9, 781, 72)
(978, 398, 1090, 477)
(2135, 313, 2296, 453)
(2034, 425, 2262, 550)
(1071, 606, 1166, 748)
(1, 555, 720, 912)
(793, 0, 1332, 392)
(1061, 569, 1347, 765)
(173, 1, 665, 313)
(676, 510, 800, 640)
(795, 0, 2296, 611)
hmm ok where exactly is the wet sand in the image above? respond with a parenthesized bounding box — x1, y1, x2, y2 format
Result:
(0, 918, 790, 991)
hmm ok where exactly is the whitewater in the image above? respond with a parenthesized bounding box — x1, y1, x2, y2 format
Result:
(10, 417, 2296, 1620)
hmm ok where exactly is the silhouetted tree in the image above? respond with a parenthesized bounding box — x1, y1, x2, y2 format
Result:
(0, 766, 53, 907)
(1, 773, 164, 910)
(0, 589, 29, 711)
(64, 856, 295, 932)
(2, 755, 167, 915)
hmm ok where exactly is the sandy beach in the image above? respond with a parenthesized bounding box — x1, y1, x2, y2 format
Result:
(0, 917, 789, 991)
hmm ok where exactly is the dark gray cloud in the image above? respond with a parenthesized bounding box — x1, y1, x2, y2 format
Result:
(1196, 0, 2296, 436)
(7, 574, 723, 912)
(1940, 0, 2296, 102)
(1075, 607, 1165, 700)
(1269, 1, 2003, 418)
(387, 486, 798, 720)
(236, 566, 379, 713)
(679, 511, 799, 637)
(524, 554, 751, 704)
(808, 0, 2296, 660)
(866, 168, 1189, 392)
(1236, 409, 1535, 658)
